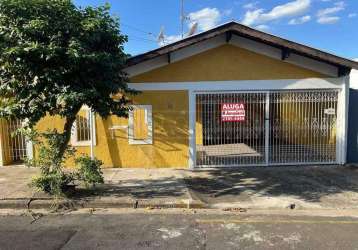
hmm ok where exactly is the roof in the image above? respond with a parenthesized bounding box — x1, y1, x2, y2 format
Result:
(126, 21, 358, 71)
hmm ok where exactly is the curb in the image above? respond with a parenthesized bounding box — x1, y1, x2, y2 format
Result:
(0, 197, 207, 210)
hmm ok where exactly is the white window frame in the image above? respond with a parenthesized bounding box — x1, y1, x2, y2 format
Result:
(71, 107, 97, 147)
(128, 105, 153, 145)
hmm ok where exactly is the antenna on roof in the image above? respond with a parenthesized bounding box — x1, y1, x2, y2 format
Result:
(181, 0, 184, 38)
(187, 22, 198, 37)
(180, 0, 191, 39)
(157, 26, 165, 46)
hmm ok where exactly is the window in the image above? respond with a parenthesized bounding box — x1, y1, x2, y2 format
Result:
(71, 108, 96, 146)
(128, 105, 152, 145)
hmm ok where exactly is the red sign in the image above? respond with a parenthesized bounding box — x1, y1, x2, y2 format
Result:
(221, 103, 246, 122)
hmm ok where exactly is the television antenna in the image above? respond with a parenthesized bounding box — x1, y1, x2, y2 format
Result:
(181, 0, 192, 38)
(187, 22, 198, 37)
(157, 0, 198, 46)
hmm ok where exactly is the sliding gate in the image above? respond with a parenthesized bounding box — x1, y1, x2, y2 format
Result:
(195, 90, 339, 167)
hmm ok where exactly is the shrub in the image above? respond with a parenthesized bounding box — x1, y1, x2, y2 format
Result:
(27, 130, 104, 197)
(27, 130, 76, 197)
(31, 171, 74, 195)
(75, 156, 104, 187)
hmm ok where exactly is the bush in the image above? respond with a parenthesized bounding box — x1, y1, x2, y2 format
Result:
(31, 171, 74, 195)
(27, 130, 104, 196)
(75, 156, 104, 187)
(28, 130, 76, 197)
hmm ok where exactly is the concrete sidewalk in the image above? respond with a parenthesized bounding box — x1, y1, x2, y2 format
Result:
(1, 165, 358, 210)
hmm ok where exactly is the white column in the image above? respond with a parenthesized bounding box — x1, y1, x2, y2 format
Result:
(188, 90, 196, 169)
(336, 76, 349, 165)
(265, 91, 270, 166)
(89, 110, 95, 160)
(342, 75, 350, 164)
(26, 141, 33, 161)
(0, 134, 3, 167)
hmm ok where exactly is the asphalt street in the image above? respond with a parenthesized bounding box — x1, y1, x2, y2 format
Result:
(1, 210, 358, 250)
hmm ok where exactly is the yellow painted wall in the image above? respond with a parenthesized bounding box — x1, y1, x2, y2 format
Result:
(35, 91, 189, 168)
(0, 119, 11, 165)
(1, 44, 331, 168)
(131, 44, 326, 83)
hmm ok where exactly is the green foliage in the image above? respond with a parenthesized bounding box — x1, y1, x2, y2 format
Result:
(0, 0, 135, 126)
(0, 0, 134, 195)
(28, 130, 104, 196)
(31, 171, 74, 196)
(75, 156, 104, 187)
(28, 130, 76, 196)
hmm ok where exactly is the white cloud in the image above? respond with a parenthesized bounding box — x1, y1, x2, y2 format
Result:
(159, 35, 182, 46)
(158, 7, 222, 46)
(242, 0, 311, 26)
(255, 24, 270, 31)
(288, 15, 311, 24)
(188, 7, 221, 31)
(243, 2, 259, 10)
(316, 1, 345, 24)
(317, 15, 340, 24)
(349, 13, 357, 18)
(317, 1, 345, 17)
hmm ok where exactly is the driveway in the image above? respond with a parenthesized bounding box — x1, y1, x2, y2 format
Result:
(185, 165, 358, 209)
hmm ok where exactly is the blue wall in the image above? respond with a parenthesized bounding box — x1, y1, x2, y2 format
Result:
(347, 88, 358, 163)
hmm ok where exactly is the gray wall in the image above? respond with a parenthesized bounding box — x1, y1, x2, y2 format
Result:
(347, 88, 358, 163)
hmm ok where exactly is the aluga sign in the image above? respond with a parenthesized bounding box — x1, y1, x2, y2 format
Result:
(221, 103, 246, 122)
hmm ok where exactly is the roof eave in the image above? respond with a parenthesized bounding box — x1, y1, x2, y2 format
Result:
(126, 21, 358, 71)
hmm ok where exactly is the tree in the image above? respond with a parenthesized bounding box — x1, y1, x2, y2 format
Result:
(0, 0, 135, 161)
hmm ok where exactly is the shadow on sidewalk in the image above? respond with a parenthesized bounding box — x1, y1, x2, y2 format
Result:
(72, 176, 188, 200)
(70, 165, 358, 207)
(184, 165, 358, 205)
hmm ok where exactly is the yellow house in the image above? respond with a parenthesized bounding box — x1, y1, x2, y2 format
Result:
(1, 22, 358, 168)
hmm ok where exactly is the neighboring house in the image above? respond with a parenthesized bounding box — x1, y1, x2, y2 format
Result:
(348, 68, 358, 163)
(1, 21, 358, 168)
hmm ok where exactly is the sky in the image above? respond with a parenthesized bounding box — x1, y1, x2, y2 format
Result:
(73, 0, 358, 60)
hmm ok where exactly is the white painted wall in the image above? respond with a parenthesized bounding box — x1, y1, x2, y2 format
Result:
(351, 69, 358, 89)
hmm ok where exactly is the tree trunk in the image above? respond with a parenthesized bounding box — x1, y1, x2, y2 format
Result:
(57, 107, 81, 164)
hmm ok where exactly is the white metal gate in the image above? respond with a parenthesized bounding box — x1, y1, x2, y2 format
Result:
(0, 119, 27, 164)
(195, 90, 339, 167)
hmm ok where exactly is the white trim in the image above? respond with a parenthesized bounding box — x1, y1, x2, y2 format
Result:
(338, 75, 350, 164)
(335, 77, 347, 165)
(125, 33, 339, 78)
(196, 162, 338, 168)
(129, 78, 345, 91)
(89, 110, 95, 159)
(71, 109, 97, 147)
(26, 140, 33, 161)
(128, 105, 153, 145)
(265, 92, 270, 165)
(188, 90, 196, 169)
(126, 55, 168, 77)
(0, 134, 3, 167)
